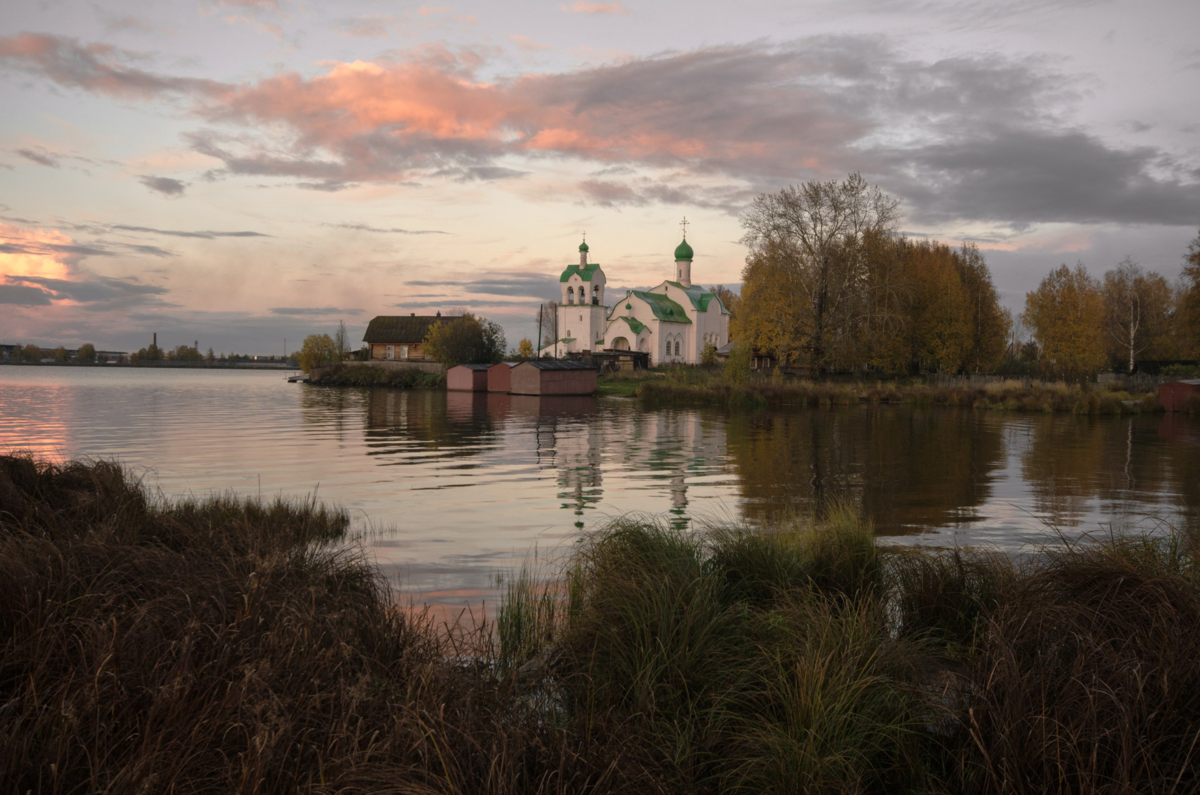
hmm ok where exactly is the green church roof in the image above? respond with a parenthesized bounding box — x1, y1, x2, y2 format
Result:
(559, 262, 602, 282)
(665, 281, 731, 314)
(617, 316, 646, 334)
(674, 237, 693, 261)
(629, 290, 691, 324)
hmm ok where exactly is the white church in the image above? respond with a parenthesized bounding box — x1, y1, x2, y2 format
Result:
(544, 224, 730, 365)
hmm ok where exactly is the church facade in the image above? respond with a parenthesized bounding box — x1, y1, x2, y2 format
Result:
(546, 231, 730, 365)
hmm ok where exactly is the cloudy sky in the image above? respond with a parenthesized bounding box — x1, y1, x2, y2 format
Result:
(1, 0, 1198, 353)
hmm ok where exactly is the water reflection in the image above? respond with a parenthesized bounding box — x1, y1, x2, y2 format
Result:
(725, 408, 1007, 534)
(2, 368, 1198, 613)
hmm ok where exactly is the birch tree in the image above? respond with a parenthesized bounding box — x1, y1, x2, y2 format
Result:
(1101, 258, 1172, 372)
(740, 173, 900, 373)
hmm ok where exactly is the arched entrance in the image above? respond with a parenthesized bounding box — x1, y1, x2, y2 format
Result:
(612, 337, 630, 351)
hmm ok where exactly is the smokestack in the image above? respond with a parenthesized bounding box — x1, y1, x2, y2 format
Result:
(153, 333, 157, 348)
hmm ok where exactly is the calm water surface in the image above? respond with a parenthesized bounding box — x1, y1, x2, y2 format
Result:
(2, 367, 1198, 610)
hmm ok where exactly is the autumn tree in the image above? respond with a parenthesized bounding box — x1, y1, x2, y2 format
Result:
(1101, 257, 1174, 372)
(955, 244, 1011, 372)
(740, 173, 900, 373)
(20, 344, 42, 362)
(1023, 263, 1106, 381)
(903, 240, 973, 373)
(333, 321, 350, 362)
(517, 338, 534, 359)
(74, 344, 96, 363)
(1181, 229, 1200, 358)
(732, 239, 810, 366)
(297, 334, 338, 373)
(423, 313, 506, 367)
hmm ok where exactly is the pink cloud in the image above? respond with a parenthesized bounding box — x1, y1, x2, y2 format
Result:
(561, 1, 629, 14)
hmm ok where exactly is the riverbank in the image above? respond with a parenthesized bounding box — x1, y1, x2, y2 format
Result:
(5, 454, 1198, 793)
(634, 371, 1185, 413)
(309, 362, 446, 388)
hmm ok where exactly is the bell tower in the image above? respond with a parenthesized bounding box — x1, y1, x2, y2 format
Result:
(673, 216, 693, 287)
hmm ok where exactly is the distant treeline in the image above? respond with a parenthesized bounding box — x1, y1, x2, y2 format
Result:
(734, 174, 1200, 380)
(4, 343, 295, 366)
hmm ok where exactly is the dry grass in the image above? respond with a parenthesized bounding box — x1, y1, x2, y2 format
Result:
(637, 371, 1162, 414)
(5, 455, 1199, 793)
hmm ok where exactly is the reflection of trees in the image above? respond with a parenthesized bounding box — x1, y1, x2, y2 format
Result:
(364, 389, 496, 464)
(1157, 415, 1200, 540)
(1021, 415, 1177, 529)
(299, 385, 363, 441)
(726, 407, 1006, 534)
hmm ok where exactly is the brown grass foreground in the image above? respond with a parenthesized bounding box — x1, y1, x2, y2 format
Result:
(4, 455, 1200, 793)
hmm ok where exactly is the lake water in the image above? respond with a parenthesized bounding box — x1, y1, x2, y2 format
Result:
(2, 367, 1198, 612)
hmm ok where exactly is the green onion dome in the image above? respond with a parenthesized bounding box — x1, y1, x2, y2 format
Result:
(579, 240, 589, 253)
(674, 238, 693, 261)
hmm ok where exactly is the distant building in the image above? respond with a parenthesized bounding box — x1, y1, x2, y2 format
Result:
(544, 225, 731, 364)
(362, 312, 443, 361)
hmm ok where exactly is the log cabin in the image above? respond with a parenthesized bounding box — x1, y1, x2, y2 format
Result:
(362, 313, 443, 361)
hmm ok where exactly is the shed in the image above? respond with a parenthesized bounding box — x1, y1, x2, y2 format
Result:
(487, 361, 520, 393)
(510, 360, 598, 396)
(446, 363, 490, 391)
(1158, 379, 1200, 412)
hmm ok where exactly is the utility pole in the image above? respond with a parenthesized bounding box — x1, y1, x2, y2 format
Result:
(536, 306, 543, 359)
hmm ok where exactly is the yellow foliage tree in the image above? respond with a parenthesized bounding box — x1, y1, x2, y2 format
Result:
(732, 240, 810, 366)
(1023, 264, 1106, 381)
(904, 240, 972, 373)
(1181, 229, 1200, 358)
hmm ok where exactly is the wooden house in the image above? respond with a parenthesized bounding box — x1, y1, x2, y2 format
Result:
(447, 363, 490, 391)
(362, 313, 443, 361)
(510, 360, 598, 396)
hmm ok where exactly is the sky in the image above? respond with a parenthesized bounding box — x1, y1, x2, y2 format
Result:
(1, 0, 1198, 354)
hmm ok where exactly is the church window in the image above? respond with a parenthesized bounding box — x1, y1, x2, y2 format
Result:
(567, 287, 575, 304)
(674, 340, 681, 356)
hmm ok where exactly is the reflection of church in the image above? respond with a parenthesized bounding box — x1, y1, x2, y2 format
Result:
(546, 222, 731, 364)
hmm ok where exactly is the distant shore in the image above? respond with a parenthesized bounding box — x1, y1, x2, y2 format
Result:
(0, 360, 297, 371)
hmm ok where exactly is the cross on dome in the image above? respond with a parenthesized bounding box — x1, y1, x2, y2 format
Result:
(679, 216, 689, 239)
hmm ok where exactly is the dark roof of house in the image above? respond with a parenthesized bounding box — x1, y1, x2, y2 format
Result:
(489, 361, 520, 368)
(450, 363, 492, 371)
(363, 315, 443, 343)
(518, 360, 598, 371)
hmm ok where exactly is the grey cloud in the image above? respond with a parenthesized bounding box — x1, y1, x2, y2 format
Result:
(0, 282, 54, 305)
(0, 240, 113, 257)
(16, 148, 60, 168)
(894, 127, 1200, 226)
(111, 224, 270, 239)
(121, 243, 177, 257)
(0, 33, 227, 100)
(139, 175, 187, 196)
(297, 180, 354, 192)
(13, 273, 169, 310)
(326, 223, 450, 235)
(434, 166, 530, 182)
(10, 32, 1199, 229)
(269, 307, 362, 316)
(408, 271, 560, 300)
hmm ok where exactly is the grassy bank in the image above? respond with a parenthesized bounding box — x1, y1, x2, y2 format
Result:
(311, 362, 446, 388)
(6, 455, 1200, 793)
(635, 370, 1176, 414)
